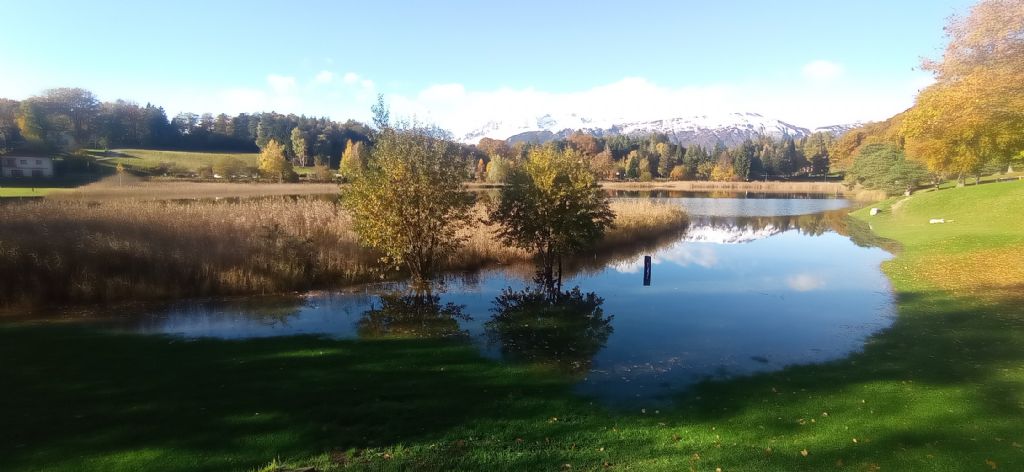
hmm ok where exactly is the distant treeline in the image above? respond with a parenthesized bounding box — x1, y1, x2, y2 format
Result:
(475, 131, 835, 182)
(0, 87, 846, 183)
(0, 88, 373, 168)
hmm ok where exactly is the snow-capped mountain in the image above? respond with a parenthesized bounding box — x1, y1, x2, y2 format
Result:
(811, 123, 864, 136)
(461, 113, 603, 144)
(681, 222, 784, 244)
(459, 112, 857, 148)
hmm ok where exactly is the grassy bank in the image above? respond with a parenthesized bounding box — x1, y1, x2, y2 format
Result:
(0, 198, 685, 306)
(51, 179, 343, 200)
(856, 180, 1024, 300)
(1, 183, 1020, 471)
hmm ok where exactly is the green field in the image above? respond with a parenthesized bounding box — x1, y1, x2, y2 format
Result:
(91, 149, 328, 177)
(1, 182, 1022, 471)
(95, 149, 260, 172)
(0, 187, 59, 197)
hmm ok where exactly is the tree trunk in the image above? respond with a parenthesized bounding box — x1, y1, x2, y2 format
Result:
(557, 254, 563, 293)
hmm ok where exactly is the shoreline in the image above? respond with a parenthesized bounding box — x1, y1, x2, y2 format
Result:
(43, 179, 879, 201)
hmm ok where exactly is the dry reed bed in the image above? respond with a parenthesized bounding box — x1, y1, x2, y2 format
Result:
(0, 198, 686, 306)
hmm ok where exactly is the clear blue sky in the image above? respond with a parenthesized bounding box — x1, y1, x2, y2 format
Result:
(0, 0, 975, 130)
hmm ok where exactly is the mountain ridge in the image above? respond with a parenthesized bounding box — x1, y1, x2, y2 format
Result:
(460, 112, 860, 148)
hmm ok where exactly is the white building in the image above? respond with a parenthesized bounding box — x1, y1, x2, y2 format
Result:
(1, 155, 54, 178)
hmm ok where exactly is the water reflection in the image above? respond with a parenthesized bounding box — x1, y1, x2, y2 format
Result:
(617, 194, 849, 217)
(486, 285, 613, 374)
(610, 211, 850, 274)
(358, 291, 470, 339)
(118, 295, 320, 339)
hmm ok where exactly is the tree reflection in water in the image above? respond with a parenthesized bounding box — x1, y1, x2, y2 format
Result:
(486, 283, 613, 374)
(357, 288, 470, 339)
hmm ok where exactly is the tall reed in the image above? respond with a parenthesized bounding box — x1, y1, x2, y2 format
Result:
(0, 197, 686, 306)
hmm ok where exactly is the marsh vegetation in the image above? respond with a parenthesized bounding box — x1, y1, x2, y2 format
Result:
(0, 196, 685, 306)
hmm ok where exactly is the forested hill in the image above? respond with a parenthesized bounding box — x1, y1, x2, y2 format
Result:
(0, 88, 372, 167)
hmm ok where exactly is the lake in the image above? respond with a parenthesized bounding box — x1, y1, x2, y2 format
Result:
(18, 193, 895, 407)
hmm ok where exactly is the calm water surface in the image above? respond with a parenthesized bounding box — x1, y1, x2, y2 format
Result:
(22, 194, 895, 406)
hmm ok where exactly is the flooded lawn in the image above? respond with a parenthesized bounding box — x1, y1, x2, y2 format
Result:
(12, 193, 894, 407)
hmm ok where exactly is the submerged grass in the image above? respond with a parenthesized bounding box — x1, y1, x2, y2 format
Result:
(0, 197, 686, 306)
(2, 183, 1020, 471)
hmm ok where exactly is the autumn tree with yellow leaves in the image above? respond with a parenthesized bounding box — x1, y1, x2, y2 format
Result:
(257, 139, 295, 182)
(903, 0, 1024, 184)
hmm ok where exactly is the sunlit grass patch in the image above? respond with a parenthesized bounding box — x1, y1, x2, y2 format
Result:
(97, 148, 259, 172)
(916, 248, 1024, 301)
(0, 187, 60, 197)
(857, 180, 1024, 302)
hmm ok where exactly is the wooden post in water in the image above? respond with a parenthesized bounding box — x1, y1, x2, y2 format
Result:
(643, 256, 652, 286)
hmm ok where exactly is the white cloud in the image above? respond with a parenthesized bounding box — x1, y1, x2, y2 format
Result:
(152, 68, 922, 134)
(220, 88, 269, 110)
(267, 74, 297, 94)
(313, 71, 335, 84)
(786, 273, 826, 292)
(612, 243, 717, 273)
(385, 72, 922, 136)
(157, 71, 378, 119)
(388, 77, 746, 136)
(801, 60, 844, 81)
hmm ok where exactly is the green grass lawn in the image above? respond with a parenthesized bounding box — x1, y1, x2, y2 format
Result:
(856, 180, 1024, 300)
(90, 149, 328, 177)
(2, 182, 1022, 471)
(92, 149, 259, 172)
(931, 172, 1023, 191)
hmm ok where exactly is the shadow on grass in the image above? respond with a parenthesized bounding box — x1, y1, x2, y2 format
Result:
(3, 286, 1023, 471)
(0, 326, 576, 472)
(83, 150, 138, 159)
(0, 171, 112, 191)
